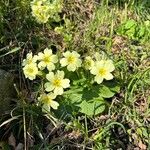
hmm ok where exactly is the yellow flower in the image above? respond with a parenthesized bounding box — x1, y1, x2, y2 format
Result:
(60, 51, 82, 72)
(31, 0, 63, 23)
(35, 12, 50, 23)
(22, 52, 38, 66)
(38, 48, 58, 71)
(94, 52, 105, 61)
(90, 60, 115, 84)
(84, 56, 95, 70)
(94, 52, 102, 61)
(31, 0, 43, 6)
(44, 70, 70, 95)
(23, 63, 38, 80)
(38, 93, 59, 112)
(31, 0, 50, 23)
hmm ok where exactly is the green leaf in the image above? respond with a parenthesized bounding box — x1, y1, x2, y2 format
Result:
(124, 20, 137, 29)
(63, 81, 120, 116)
(103, 81, 120, 93)
(79, 98, 105, 116)
(82, 84, 118, 99)
(99, 86, 115, 98)
(79, 100, 94, 116)
(64, 86, 83, 104)
(82, 87, 99, 100)
(137, 26, 146, 38)
(94, 98, 106, 115)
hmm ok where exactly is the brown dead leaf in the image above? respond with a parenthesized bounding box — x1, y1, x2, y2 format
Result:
(111, 35, 128, 54)
(66, 130, 81, 140)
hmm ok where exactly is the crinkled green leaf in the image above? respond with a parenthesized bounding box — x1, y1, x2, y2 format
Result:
(94, 98, 106, 115)
(82, 87, 99, 100)
(99, 86, 115, 98)
(124, 20, 137, 29)
(79, 98, 105, 116)
(64, 86, 83, 104)
(103, 81, 120, 93)
(63, 81, 120, 116)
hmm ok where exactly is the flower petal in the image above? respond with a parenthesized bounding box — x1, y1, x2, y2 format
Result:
(94, 76, 103, 84)
(47, 63, 55, 71)
(72, 51, 80, 58)
(75, 59, 82, 67)
(44, 48, 52, 55)
(51, 55, 58, 63)
(60, 58, 68, 66)
(63, 51, 71, 57)
(67, 64, 76, 72)
(104, 60, 115, 72)
(44, 82, 54, 92)
(50, 100, 59, 109)
(62, 79, 70, 88)
(46, 72, 54, 81)
(56, 70, 64, 79)
(47, 93, 56, 100)
(54, 87, 63, 95)
(42, 104, 50, 112)
(104, 72, 113, 80)
(38, 52, 44, 60)
(38, 61, 46, 70)
(90, 67, 97, 75)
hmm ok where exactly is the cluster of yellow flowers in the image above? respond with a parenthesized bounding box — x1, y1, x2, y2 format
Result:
(31, 0, 63, 23)
(22, 49, 115, 112)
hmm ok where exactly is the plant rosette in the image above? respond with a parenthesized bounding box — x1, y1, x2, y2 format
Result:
(22, 49, 120, 116)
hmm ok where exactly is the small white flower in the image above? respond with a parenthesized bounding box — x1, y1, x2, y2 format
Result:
(22, 52, 38, 66)
(37, 48, 58, 71)
(90, 60, 115, 84)
(44, 70, 70, 95)
(23, 63, 38, 80)
(60, 51, 82, 72)
(38, 93, 59, 112)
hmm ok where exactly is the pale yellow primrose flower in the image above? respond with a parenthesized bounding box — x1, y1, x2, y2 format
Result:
(33, 8, 50, 23)
(84, 56, 95, 70)
(31, 0, 50, 23)
(45, 70, 70, 95)
(60, 51, 82, 72)
(90, 60, 115, 84)
(38, 48, 58, 71)
(23, 63, 38, 80)
(38, 93, 59, 112)
(31, 0, 63, 24)
(94, 52, 103, 61)
(22, 52, 38, 66)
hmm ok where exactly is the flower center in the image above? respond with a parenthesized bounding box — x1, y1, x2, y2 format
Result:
(27, 67, 34, 74)
(99, 68, 107, 76)
(67, 56, 75, 63)
(43, 56, 50, 63)
(53, 79, 61, 87)
(42, 96, 51, 105)
(86, 60, 91, 67)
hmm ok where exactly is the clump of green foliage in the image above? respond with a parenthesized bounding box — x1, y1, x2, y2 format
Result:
(117, 19, 150, 42)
